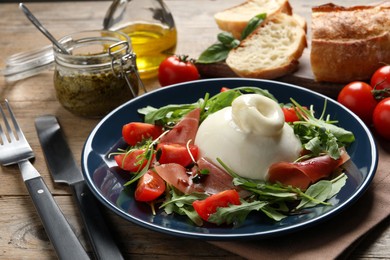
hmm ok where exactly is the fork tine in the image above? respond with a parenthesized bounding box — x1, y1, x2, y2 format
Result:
(0, 101, 11, 144)
(0, 120, 6, 145)
(0, 99, 18, 143)
(4, 99, 23, 141)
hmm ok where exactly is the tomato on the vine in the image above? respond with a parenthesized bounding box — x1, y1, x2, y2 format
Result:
(370, 65, 390, 98)
(158, 55, 200, 87)
(372, 97, 390, 140)
(337, 81, 378, 125)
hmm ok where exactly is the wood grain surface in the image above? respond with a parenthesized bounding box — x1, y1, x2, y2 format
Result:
(0, 1, 389, 259)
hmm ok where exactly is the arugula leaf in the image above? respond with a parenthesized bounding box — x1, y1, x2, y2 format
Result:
(208, 200, 269, 226)
(327, 173, 348, 199)
(297, 173, 347, 209)
(160, 186, 207, 226)
(138, 102, 202, 125)
(297, 180, 332, 209)
(260, 205, 288, 222)
(291, 99, 355, 159)
(232, 178, 297, 199)
(179, 207, 204, 226)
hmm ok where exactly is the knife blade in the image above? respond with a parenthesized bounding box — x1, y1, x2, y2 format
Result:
(35, 115, 124, 260)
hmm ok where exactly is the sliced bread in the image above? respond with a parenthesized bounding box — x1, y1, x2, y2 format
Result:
(214, 0, 292, 39)
(226, 12, 307, 79)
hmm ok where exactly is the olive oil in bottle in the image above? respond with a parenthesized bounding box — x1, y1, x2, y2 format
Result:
(104, 0, 177, 79)
(118, 23, 177, 79)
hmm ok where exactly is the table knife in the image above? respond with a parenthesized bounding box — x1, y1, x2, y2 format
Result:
(35, 115, 124, 260)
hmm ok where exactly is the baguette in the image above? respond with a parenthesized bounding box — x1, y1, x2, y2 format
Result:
(214, 0, 292, 39)
(310, 3, 390, 83)
(226, 13, 307, 79)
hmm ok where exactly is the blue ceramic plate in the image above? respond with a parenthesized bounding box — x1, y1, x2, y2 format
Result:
(81, 78, 378, 240)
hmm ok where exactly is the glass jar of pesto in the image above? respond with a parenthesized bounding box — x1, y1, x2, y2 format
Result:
(53, 30, 144, 117)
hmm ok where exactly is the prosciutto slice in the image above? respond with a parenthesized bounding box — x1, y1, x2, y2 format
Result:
(154, 158, 249, 197)
(160, 108, 200, 145)
(268, 150, 350, 190)
(154, 163, 203, 194)
(195, 158, 238, 195)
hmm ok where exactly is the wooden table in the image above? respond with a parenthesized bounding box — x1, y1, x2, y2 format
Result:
(0, 1, 389, 259)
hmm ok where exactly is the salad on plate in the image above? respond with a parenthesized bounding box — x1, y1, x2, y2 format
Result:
(110, 86, 355, 227)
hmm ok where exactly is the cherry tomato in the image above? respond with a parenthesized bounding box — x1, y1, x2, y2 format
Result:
(370, 65, 390, 97)
(114, 149, 153, 172)
(220, 87, 230, 92)
(192, 190, 241, 221)
(337, 81, 378, 125)
(122, 122, 163, 146)
(156, 142, 199, 167)
(372, 97, 390, 140)
(282, 107, 300, 122)
(158, 55, 200, 87)
(135, 170, 166, 202)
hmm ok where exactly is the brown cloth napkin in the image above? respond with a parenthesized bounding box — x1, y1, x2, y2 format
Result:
(210, 138, 390, 260)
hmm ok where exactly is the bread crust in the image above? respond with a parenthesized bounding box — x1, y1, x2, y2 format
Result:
(310, 3, 390, 83)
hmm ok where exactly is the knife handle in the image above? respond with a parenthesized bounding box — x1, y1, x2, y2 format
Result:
(22, 171, 90, 260)
(71, 181, 124, 260)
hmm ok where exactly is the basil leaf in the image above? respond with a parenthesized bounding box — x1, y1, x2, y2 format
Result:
(197, 43, 231, 64)
(197, 13, 267, 64)
(241, 13, 267, 40)
(217, 32, 240, 48)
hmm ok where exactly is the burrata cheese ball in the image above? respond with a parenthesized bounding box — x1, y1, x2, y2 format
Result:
(195, 94, 302, 180)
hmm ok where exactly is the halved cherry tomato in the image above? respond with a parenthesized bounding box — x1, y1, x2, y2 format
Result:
(114, 149, 153, 172)
(371, 65, 390, 98)
(192, 190, 241, 221)
(372, 97, 390, 140)
(158, 55, 199, 87)
(337, 81, 378, 125)
(282, 107, 300, 122)
(135, 170, 166, 202)
(156, 142, 198, 167)
(122, 122, 163, 146)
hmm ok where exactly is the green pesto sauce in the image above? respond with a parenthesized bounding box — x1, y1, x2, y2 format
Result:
(54, 69, 139, 117)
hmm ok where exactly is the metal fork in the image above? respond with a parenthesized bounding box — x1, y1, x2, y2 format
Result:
(0, 100, 90, 260)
